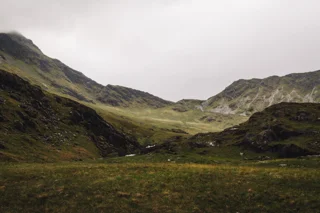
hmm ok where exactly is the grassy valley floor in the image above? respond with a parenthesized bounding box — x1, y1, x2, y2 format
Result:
(1, 157, 319, 213)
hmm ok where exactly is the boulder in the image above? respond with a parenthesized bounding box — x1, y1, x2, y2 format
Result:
(0, 97, 5, 104)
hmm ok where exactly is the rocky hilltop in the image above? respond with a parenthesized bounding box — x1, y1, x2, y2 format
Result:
(190, 102, 320, 157)
(0, 32, 172, 108)
(203, 71, 320, 115)
(0, 69, 141, 162)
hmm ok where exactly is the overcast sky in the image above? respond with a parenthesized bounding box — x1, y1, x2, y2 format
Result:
(1, 0, 320, 101)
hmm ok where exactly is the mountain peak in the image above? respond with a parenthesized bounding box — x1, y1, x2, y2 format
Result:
(0, 32, 42, 54)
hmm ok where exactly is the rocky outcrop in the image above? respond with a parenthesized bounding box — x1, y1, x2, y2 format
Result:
(189, 103, 320, 158)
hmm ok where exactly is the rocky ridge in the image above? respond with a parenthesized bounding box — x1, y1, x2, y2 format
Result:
(203, 71, 320, 115)
(0, 32, 172, 108)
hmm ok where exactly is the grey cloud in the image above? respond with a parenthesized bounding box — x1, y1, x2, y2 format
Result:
(1, 0, 320, 101)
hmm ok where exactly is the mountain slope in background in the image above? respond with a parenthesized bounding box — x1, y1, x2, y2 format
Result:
(203, 71, 320, 115)
(0, 69, 140, 162)
(2, 32, 319, 116)
(0, 32, 172, 108)
(189, 102, 320, 157)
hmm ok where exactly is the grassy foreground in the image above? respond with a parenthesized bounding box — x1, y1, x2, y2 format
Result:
(1, 159, 319, 213)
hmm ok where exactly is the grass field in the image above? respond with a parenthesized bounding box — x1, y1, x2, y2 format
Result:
(1, 157, 319, 213)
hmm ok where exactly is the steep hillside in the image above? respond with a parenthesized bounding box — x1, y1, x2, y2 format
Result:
(0, 69, 140, 162)
(189, 102, 320, 158)
(203, 71, 320, 115)
(0, 32, 172, 108)
(97, 84, 171, 107)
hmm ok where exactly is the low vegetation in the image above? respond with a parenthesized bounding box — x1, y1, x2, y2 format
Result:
(1, 158, 319, 213)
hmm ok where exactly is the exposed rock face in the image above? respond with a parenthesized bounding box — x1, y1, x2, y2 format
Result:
(172, 99, 204, 112)
(189, 102, 320, 158)
(203, 71, 320, 115)
(66, 101, 140, 156)
(0, 32, 172, 108)
(0, 55, 5, 64)
(0, 69, 141, 161)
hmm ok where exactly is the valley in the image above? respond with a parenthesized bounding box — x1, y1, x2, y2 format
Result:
(0, 32, 320, 212)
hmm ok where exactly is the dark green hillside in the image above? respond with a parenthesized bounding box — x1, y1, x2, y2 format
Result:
(190, 102, 320, 158)
(0, 70, 140, 162)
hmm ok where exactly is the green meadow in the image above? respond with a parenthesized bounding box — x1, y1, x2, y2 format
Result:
(1, 157, 319, 213)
